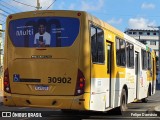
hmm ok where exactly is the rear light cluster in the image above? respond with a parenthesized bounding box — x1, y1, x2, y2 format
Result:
(4, 68, 11, 93)
(77, 12, 81, 16)
(75, 69, 85, 96)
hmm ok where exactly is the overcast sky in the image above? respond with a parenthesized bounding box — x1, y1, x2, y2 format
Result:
(0, 0, 160, 31)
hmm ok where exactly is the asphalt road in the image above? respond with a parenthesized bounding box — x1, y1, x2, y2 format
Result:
(127, 90, 160, 112)
(0, 88, 160, 120)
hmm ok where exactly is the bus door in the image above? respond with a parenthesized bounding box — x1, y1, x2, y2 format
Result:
(135, 52, 140, 98)
(152, 58, 155, 94)
(105, 41, 112, 108)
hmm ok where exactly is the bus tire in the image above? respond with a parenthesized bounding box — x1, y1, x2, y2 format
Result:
(116, 89, 127, 114)
(114, 88, 127, 115)
(141, 98, 148, 103)
(141, 89, 149, 103)
(120, 89, 127, 111)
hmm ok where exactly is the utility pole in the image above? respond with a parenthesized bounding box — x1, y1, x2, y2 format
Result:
(36, 0, 42, 10)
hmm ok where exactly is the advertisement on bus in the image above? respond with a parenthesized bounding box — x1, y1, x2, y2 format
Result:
(9, 17, 80, 47)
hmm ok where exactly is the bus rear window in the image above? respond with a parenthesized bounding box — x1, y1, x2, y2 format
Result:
(9, 17, 80, 47)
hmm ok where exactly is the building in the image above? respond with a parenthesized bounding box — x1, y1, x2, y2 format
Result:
(0, 24, 3, 90)
(124, 29, 159, 57)
(125, 29, 160, 84)
(0, 24, 3, 73)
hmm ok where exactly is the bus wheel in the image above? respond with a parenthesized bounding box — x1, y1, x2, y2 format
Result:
(141, 89, 149, 103)
(115, 89, 127, 114)
(141, 98, 148, 103)
(120, 89, 127, 111)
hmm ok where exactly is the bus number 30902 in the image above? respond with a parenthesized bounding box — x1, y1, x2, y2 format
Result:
(48, 77, 71, 84)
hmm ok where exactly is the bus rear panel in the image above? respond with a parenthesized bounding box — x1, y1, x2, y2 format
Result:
(3, 10, 90, 110)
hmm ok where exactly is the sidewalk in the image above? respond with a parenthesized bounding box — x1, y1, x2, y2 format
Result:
(155, 106, 160, 113)
(154, 84, 160, 114)
(0, 90, 2, 105)
(154, 105, 160, 116)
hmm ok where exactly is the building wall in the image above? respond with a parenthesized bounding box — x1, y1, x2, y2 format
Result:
(125, 29, 159, 57)
(0, 24, 3, 74)
(0, 24, 3, 91)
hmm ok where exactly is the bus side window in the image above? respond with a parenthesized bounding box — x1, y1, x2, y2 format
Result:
(116, 37, 126, 67)
(126, 42, 134, 68)
(148, 52, 152, 70)
(91, 26, 97, 62)
(90, 25, 104, 64)
(97, 28, 104, 63)
(141, 49, 148, 70)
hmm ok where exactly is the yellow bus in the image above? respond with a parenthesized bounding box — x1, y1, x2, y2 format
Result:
(3, 10, 156, 113)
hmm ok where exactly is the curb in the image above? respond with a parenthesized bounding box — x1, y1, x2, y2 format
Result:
(0, 91, 3, 105)
(154, 106, 160, 117)
(0, 95, 2, 105)
(155, 106, 160, 112)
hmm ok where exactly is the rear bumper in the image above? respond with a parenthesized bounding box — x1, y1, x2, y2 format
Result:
(3, 92, 90, 110)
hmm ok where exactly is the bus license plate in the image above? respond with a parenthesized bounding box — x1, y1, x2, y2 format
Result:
(35, 85, 49, 91)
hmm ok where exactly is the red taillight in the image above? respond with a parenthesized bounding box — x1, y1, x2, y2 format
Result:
(77, 12, 81, 16)
(9, 15, 12, 19)
(4, 68, 11, 93)
(4, 81, 8, 86)
(75, 69, 85, 96)
(80, 83, 84, 88)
